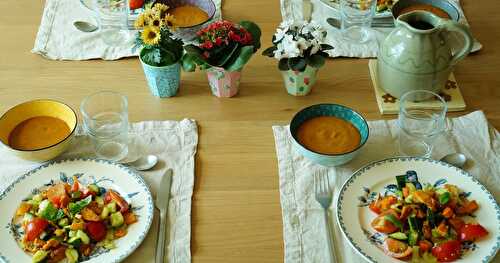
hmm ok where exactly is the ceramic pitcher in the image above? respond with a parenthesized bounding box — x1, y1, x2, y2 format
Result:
(377, 11, 473, 100)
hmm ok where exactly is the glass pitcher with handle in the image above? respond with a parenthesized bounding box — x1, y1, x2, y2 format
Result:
(377, 10, 473, 100)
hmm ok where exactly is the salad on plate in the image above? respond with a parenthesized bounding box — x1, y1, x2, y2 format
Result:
(13, 176, 138, 263)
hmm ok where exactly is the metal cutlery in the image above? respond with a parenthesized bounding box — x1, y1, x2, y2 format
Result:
(155, 169, 173, 263)
(314, 171, 337, 263)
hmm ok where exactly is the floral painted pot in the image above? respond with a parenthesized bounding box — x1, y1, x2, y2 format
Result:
(206, 67, 242, 98)
(139, 50, 181, 98)
(281, 65, 319, 96)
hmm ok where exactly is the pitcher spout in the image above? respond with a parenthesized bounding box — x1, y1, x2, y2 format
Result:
(396, 10, 445, 33)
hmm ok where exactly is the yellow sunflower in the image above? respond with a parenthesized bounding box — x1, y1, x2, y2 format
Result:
(141, 26, 161, 45)
(152, 3, 169, 17)
(134, 13, 147, 29)
(163, 13, 177, 31)
(150, 14, 162, 27)
(142, 9, 155, 25)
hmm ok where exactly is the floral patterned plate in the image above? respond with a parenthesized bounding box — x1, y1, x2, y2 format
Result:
(0, 159, 154, 263)
(337, 157, 500, 263)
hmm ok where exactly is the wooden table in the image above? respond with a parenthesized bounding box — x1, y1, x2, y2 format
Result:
(1, 0, 499, 262)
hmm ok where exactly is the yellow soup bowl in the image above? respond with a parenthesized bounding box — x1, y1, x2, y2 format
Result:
(0, 100, 77, 161)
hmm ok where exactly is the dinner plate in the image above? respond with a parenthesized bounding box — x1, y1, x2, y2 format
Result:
(337, 157, 500, 263)
(0, 159, 154, 263)
(319, 0, 393, 19)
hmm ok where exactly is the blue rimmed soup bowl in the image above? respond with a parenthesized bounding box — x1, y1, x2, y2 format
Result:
(289, 104, 369, 167)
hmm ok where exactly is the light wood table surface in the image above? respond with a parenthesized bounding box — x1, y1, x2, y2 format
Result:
(1, 0, 499, 262)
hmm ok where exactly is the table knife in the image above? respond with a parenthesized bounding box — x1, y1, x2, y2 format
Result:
(155, 168, 173, 263)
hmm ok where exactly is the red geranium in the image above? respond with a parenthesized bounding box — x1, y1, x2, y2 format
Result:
(196, 20, 253, 51)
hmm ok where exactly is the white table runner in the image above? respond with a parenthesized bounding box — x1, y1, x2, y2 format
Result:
(273, 111, 500, 263)
(280, 0, 482, 57)
(0, 119, 198, 263)
(32, 0, 222, 60)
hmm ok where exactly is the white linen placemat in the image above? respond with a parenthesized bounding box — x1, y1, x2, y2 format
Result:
(280, 0, 482, 57)
(0, 119, 198, 263)
(273, 111, 500, 263)
(32, 0, 222, 60)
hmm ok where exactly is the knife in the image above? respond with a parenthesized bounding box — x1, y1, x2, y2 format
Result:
(155, 168, 173, 263)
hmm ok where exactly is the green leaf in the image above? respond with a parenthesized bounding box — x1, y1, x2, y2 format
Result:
(184, 44, 204, 54)
(225, 45, 255, 72)
(239, 20, 262, 51)
(438, 192, 451, 204)
(385, 214, 403, 231)
(68, 195, 92, 216)
(262, 46, 277, 57)
(320, 44, 334, 51)
(213, 42, 239, 67)
(307, 54, 326, 68)
(288, 57, 307, 72)
(278, 58, 290, 71)
(181, 54, 197, 72)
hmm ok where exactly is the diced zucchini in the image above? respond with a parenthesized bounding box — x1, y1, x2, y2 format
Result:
(71, 191, 81, 199)
(105, 229, 115, 241)
(405, 182, 417, 194)
(100, 206, 110, 220)
(88, 184, 99, 193)
(76, 230, 90, 245)
(65, 248, 79, 263)
(107, 201, 117, 213)
(405, 194, 413, 204)
(32, 194, 43, 203)
(408, 216, 420, 246)
(95, 196, 104, 206)
(68, 230, 77, 238)
(58, 218, 69, 227)
(54, 229, 66, 237)
(32, 250, 49, 263)
(103, 240, 116, 249)
(23, 213, 34, 224)
(389, 232, 408, 240)
(385, 214, 403, 231)
(67, 236, 81, 247)
(110, 212, 124, 228)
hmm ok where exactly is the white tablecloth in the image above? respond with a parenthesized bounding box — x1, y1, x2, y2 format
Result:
(0, 119, 199, 263)
(273, 111, 499, 263)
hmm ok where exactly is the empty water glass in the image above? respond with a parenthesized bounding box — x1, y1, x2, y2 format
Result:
(340, 0, 376, 43)
(398, 90, 448, 158)
(94, 0, 132, 45)
(81, 91, 129, 162)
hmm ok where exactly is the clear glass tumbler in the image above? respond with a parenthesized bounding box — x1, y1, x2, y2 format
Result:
(94, 0, 132, 45)
(398, 90, 448, 158)
(340, 0, 376, 43)
(81, 91, 129, 162)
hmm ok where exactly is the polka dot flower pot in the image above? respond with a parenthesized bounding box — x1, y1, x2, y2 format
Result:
(281, 65, 319, 96)
(206, 67, 242, 98)
(140, 49, 181, 98)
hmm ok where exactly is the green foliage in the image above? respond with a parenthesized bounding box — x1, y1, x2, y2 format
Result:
(239, 21, 262, 51)
(136, 28, 184, 67)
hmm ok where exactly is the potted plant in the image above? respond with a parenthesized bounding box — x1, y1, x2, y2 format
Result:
(133, 3, 184, 98)
(262, 21, 333, 96)
(182, 20, 261, 98)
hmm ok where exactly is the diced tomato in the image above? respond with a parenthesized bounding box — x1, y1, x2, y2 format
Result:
(456, 200, 479, 215)
(432, 240, 461, 262)
(25, 218, 48, 241)
(448, 217, 465, 232)
(369, 196, 397, 214)
(71, 177, 80, 192)
(419, 240, 433, 253)
(105, 190, 129, 213)
(114, 227, 127, 238)
(459, 224, 489, 242)
(371, 210, 399, 234)
(384, 238, 413, 259)
(47, 184, 69, 208)
(85, 221, 107, 241)
(123, 212, 138, 225)
(80, 188, 96, 199)
(369, 201, 381, 214)
(129, 0, 144, 10)
(402, 187, 410, 198)
(400, 206, 413, 221)
(442, 207, 454, 218)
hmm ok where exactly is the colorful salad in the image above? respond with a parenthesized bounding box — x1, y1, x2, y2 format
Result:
(328, 0, 399, 12)
(13, 177, 138, 263)
(369, 171, 489, 262)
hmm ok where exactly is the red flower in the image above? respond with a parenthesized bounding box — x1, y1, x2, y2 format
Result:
(215, 37, 223, 46)
(203, 51, 210, 59)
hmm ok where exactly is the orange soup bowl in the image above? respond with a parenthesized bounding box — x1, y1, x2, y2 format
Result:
(0, 100, 77, 162)
(289, 104, 369, 167)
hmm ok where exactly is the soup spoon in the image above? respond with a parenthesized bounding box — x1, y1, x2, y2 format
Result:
(74, 21, 98, 32)
(440, 153, 467, 169)
(124, 155, 159, 171)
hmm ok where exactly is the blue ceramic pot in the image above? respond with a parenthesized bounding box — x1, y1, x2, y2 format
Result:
(289, 104, 369, 167)
(140, 50, 181, 98)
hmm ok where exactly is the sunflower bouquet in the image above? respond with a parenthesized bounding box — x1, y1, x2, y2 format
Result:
(132, 3, 183, 67)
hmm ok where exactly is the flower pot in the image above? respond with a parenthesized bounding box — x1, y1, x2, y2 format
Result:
(281, 65, 319, 96)
(206, 67, 242, 98)
(139, 51, 181, 98)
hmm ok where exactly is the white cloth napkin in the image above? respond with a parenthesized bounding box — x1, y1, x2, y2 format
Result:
(0, 119, 198, 263)
(280, 0, 482, 57)
(32, 0, 222, 60)
(272, 111, 500, 263)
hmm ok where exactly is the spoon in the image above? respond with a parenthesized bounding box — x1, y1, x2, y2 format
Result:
(440, 153, 467, 168)
(74, 21, 98, 32)
(125, 155, 159, 171)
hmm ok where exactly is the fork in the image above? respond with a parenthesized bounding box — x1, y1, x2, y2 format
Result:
(314, 171, 337, 263)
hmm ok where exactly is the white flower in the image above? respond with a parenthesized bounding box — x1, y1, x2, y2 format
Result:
(274, 28, 287, 43)
(282, 34, 301, 58)
(296, 37, 310, 53)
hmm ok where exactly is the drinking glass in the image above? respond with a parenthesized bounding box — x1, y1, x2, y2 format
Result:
(81, 91, 129, 162)
(94, 0, 132, 45)
(397, 90, 448, 158)
(340, 0, 376, 43)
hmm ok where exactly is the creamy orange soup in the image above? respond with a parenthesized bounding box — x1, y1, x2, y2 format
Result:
(169, 5, 209, 27)
(296, 116, 361, 155)
(400, 4, 450, 19)
(8, 116, 71, 150)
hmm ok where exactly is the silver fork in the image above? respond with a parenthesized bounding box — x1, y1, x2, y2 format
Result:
(314, 171, 337, 263)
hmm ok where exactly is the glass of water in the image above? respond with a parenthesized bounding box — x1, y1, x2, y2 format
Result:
(340, 0, 376, 43)
(94, 0, 132, 45)
(81, 91, 129, 162)
(398, 90, 448, 158)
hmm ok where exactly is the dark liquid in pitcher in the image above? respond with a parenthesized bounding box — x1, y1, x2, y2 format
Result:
(409, 21, 434, 30)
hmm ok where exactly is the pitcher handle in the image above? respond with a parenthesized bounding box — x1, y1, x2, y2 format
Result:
(440, 20, 473, 65)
